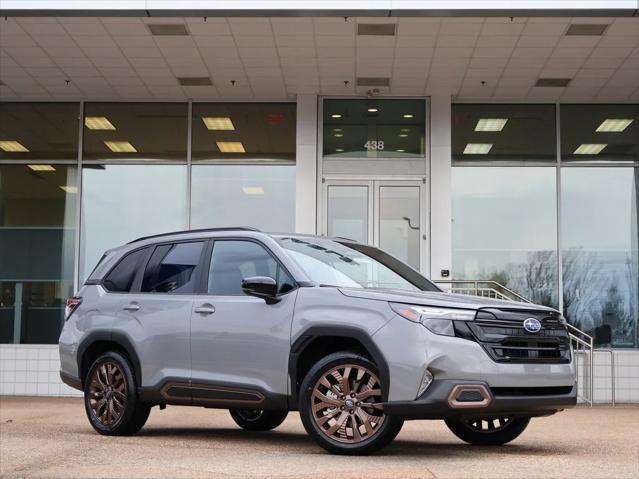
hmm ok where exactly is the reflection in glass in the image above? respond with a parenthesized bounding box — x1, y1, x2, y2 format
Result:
(191, 165, 295, 232)
(83, 103, 188, 162)
(327, 186, 369, 243)
(561, 167, 638, 347)
(0, 102, 79, 162)
(379, 186, 420, 269)
(0, 165, 77, 343)
(192, 103, 296, 162)
(323, 99, 425, 158)
(80, 165, 187, 282)
(452, 104, 556, 163)
(560, 104, 639, 163)
(452, 167, 558, 307)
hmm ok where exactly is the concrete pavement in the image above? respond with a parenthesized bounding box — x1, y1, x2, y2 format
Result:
(0, 397, 637, 479)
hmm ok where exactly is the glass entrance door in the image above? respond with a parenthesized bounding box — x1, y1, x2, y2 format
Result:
(322, 180, 428, 273)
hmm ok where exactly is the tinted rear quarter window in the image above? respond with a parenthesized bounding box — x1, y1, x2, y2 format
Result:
(103, 248, 148, 292)
(141, 241, 204, 293)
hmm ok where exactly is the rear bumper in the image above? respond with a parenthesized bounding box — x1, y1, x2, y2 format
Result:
(383, 379, 577, 420)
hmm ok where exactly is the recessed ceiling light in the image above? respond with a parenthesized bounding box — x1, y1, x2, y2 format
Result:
(357, 77, 390, 87)
(85, 117, 115, 130)
(148, 24, 189, 36)
(401, 128, 410, 132)
(331, 114, 342, 119)
(0, 140, 29, 152)
(403, 114, 414, 119)
(357, 24, 396, 36)
(335, 148, 344, 152)
(565, 24, 608, 36)
(177, 77, 212, 86)
(60, 186, 78, 194)
(334, 133, 343, 137)
(596, 119, 634, 133)
(202, 117, 235, 130)
(475, 118, 508, 132)
(399, 134, 408, 138)
(28, 164, 55, 171)
(217, 141, 245, 153)
(574, 144, 607, 155)
(242, 186, 264, 195)
(396, 149, 405, 153)
(463, 143, 493, 155)
(333, 128, 342, 132)
(104, 141, 137, 153)
(535, 78, 571, 87)
(367, 108, 379, 113)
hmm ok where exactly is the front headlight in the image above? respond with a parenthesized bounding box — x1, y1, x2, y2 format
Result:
(389, 303, 476, 337)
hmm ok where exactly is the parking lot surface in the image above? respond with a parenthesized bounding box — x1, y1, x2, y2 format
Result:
(0, 397, 637, 479)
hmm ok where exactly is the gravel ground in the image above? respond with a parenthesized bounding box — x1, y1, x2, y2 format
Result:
(0, 396, 637, 479)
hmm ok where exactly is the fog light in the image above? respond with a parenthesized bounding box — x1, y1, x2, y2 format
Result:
(417, 369, 434, 397)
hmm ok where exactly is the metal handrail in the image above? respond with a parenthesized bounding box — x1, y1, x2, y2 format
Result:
(434, 280, 531, 303)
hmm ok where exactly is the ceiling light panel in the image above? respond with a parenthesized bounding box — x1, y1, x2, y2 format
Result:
(565, 24, 608, 36)
(0, 140, 29, 152)
(217, 141, 245, 153)
(357, 24, 396, 36)
(356, 77, 390, 87)
(463, 143, 493, 154)
(535, 78, 571, 87)
(202, 117, 235, 130)
(475, 118, 508, 132)
(60, 186, 78, 193)
(104, 141, 137, 153)
(596, 119, 634, 133)
(85, 117, 115, 130)
(574, 144, 607, 155)
(242, 186, 264, 195)
(177, 77, 212, 86)
(28, 164, 55, 171)
(148, 24, 189, 36)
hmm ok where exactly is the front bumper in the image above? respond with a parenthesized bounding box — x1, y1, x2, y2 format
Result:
(383, 379, 577, 420)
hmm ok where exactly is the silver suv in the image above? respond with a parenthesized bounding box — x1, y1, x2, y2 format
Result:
(60, 227, 576, 455)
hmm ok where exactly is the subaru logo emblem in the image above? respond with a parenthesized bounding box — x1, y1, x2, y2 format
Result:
(523, 318, 542, 333)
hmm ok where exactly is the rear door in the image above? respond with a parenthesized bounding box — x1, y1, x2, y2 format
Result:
(190, 239, 297, 403)
(117, 240, 207, 389)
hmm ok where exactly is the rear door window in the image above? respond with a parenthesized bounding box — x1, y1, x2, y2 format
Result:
(103, 248, 148, 292)
(141, 242, 204, 293)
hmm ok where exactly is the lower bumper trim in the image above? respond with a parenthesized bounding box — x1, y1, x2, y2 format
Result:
(60, 371, 82, 391)
(383, 379, 577, 420)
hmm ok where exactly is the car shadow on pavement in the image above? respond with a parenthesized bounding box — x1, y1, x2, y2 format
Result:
(128, 427, 574, 458)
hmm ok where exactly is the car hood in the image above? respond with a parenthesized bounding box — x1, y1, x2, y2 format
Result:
(337, 287, 557, 313)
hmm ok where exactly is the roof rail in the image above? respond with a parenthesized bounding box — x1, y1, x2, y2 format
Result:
(127, 227, 261, 244)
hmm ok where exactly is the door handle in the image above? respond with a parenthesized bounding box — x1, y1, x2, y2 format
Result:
(123, 303, 140, 312)
(194, 304, 215, 315)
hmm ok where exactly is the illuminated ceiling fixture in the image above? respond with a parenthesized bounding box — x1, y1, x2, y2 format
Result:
(84, 116, 115, 130)
(475, 118, 508, 132)
(574, 144, 607, 155)
(217, 141, 245, 153)
(335, 148, 344, 152)
(333, 128, 342, 132)
(396, 149, 405, 152)
(596, 119, 633, 133)
(331, 114, 342, 119)
(367, 108, 378, 113)
(0, 140, 29, 152)
(334, 133, 343, 137)
(104, 141, 137, 153)
(28, 164, 55, 171)
(401, 128, 410, 132)
(399, 134, 408, 138)
(60, 186, 78, 193)
(403, 114, 414, 119)
(463, 143, 493, 154)
(242, 186, 264, 195)
(202, 117, 235, 130)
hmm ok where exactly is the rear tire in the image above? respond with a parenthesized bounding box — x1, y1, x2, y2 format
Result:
(299, 352, 403, 455)
(229, 409, 288, 431)
(445, 417, 530, 445)
(84, 351, 150, 436)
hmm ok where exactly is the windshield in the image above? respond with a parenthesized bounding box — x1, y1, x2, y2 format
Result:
(277, 236, 440, 292)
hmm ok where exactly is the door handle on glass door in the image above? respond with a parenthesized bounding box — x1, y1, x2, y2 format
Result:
(123, 303, 140, 312)
(194, 304, 216, 315)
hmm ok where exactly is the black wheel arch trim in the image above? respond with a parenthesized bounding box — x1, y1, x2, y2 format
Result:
(77, 330, 143, 388)
(288, 325, 391, 408)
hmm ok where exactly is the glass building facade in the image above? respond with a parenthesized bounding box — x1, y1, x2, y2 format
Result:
(1, 100, 637, 350)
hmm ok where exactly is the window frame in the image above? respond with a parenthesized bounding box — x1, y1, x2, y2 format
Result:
(101, 246, 153, 294)
(202, 237, 298, 297)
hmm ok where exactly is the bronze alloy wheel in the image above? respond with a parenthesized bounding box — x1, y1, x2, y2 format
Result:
(311, 364, 386, 444)
(465, 417, 512, 432)
(88, 361, 128, 427)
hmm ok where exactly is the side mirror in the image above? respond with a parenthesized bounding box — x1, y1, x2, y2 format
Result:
(241, 276, 279, 304)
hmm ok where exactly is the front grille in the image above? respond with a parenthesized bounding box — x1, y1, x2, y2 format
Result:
(459, 308, 571, 364)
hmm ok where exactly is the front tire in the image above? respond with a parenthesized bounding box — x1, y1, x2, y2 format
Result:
(229, 409, 288, 431)
(299, 352, 403, 455)
(445, 417, 530, 445)
(84, 351, 150, 436)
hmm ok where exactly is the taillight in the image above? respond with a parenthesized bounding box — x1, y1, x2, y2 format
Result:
(65, 296, 82, 320)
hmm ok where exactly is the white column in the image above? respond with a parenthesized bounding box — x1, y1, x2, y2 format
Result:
(429, 93, 453, 280)
(295, 94, 318, 234)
